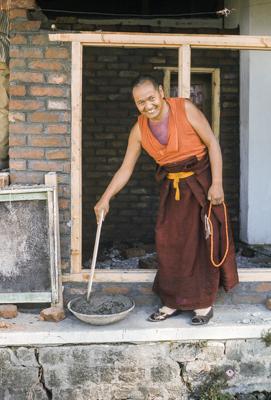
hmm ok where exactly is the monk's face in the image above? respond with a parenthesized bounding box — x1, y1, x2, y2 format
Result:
(132, 81, 165, 121)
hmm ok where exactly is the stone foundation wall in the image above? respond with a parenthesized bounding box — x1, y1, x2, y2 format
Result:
(1, 340, 271, 399)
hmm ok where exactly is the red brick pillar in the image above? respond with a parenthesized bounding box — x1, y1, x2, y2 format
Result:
(8, 0, 72, 271)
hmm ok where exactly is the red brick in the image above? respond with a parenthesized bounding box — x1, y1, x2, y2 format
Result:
(45, 47, 69, 59)
(59, 199, 69, 209)
(46, 124, 68, 134)
(9, 159, 27, 170)
(63, 163, 70, 173)
(46, 149, 69, 160)
(47, 73, 69, 84)
(9, 85, 26, 96)
(9, 148, 44, 159)
(40, 306, 65, 322)
(10, 48, 43, 59)
(9, 112, 25, 122)
(11, 71, 44, 83)
(48, 99, 68, 110)
(9, 135, 26, 146)
(255, 283, 271, 292)
(10, 34, 28, 45)
(9, 59, 26, 69)
(9, 99, 44, 110)
(31, 35, 48, 45)
(28, 60, 63, 71)
(29, 160, 65, 172)
(9, 0, 36, 9)
(62, 112, 70, 123)
(103, 286, 129, 295)
(266, 298, 271, 310)
(10, 171, 44, 184)
(0, 305, 18, 319)
(10, 21, 41, 32)
(29, 112, 61, 123)
(9, 8, 27, 18)
(9, 123, 43, 134)
(29, 136, 68, 147)
(29, 86, 65, 97)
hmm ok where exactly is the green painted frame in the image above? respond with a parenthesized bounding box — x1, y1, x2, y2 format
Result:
(0, 187, 59, 304)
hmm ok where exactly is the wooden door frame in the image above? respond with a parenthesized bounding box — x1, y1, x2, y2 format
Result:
(49, 32, 271, 282)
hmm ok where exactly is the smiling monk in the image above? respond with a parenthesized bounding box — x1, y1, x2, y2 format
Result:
(94, 75, 238, 325)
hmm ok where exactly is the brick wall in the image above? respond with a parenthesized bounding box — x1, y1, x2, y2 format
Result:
(8, 5, 240, 269)
(8, 6, 72, 271)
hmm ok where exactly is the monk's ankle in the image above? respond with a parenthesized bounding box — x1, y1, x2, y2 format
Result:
(159, 306, 177, 315)
(193, 306, 212, 316)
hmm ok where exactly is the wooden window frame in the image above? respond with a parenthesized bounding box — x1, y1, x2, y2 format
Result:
(49, 32, 271, 283)
(155, 66, 220, 137)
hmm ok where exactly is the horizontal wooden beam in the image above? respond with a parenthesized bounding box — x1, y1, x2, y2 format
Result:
(62, 268, 271, 283)
(0, 292, 52, 303)
(49, 32, 271, 50)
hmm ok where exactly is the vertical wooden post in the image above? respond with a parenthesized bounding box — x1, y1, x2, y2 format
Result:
(71, 41, 83, 274)
(45, 172, 63, 307)
(0, 172, 9, 188)
(178, 45, 191, 98)
(163, 68, 171, 97)
(212, 68, 221, 138)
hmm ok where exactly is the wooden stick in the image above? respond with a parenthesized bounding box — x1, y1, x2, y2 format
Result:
(87, 211, 104, 301)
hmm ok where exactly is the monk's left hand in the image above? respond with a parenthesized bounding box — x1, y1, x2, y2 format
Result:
(208, 183, 224, 205)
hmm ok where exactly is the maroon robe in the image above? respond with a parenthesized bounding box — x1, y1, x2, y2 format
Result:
(153, 154, 239, 310)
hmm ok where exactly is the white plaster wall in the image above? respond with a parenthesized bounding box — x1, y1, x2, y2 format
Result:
(226, 0, 271, 243)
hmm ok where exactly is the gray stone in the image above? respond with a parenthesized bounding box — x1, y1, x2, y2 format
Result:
(151, 366, 173, 382)
(240, 362, 266, 377)
(255, 393, 267, 400)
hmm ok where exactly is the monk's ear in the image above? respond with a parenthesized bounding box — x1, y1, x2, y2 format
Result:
(158, 85, 165, 98)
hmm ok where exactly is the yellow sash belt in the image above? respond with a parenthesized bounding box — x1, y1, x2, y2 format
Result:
(167, 171, 194, 200)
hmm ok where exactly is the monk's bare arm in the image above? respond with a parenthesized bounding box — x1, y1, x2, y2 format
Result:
(94, 123, 142, 221)
(184, 99, 224, 205)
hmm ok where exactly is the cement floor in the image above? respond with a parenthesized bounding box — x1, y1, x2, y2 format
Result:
(1, 303, 271, 347)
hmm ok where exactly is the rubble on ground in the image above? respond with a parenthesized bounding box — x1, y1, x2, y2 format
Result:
(83, 241, 158, 269)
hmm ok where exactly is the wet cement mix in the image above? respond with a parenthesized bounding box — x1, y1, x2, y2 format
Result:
(71, 294, 134, 315)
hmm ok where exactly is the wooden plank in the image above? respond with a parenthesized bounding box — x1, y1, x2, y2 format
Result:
(0, 192, 48, 202)
(0, 292, 52, 303)
(47, 189, 58, 304)
(0, 187, 53, 194)
(212, 68, 220, 138)
(0, 172, 9, 188)
(163, 69, 171, 97)
(71, 41, 83, 274)
(178, 45, 191, 98)
(45, 173, 63, 308)
(62, 268, 271, 283)
(49, 32, 271, 50)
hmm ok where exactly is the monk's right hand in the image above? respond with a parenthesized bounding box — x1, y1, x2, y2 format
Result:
(94, 199, 109, 224)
